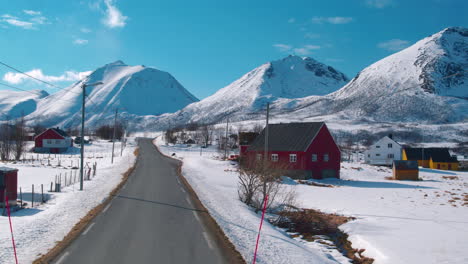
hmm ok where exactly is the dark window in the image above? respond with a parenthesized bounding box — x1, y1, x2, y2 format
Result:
(388, 143, 392, 148)
(376, 145, 380, 148)
(290, 154, 297, 163)
(324, 154, 329, 162)
(388, 154, 394, 158)
(312, 154, 317, 162)
(376, 153, 381, 157)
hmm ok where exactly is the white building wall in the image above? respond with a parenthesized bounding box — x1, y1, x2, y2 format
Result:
(364, 136, 402, 165)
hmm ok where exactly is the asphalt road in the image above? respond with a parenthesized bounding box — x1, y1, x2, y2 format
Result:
(54, 138, 229, 264)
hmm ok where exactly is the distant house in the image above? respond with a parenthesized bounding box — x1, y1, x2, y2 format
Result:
(34, 127, 73, 153)
(393, 160, 419, 180)
(239, 132, 260, 156)
(245, 122, 341, 180)
(364, 134, 402, 166)
(402, 148, 459, 171)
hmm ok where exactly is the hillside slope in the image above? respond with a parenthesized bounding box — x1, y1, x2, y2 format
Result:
(0, 89, 49, 120)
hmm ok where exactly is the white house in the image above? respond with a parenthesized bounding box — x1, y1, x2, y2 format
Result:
(364, 135, 402, 165)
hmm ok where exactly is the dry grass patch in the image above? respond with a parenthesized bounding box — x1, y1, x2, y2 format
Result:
(442, 176, 459, 180)
(297, 180, 334, 188)
(275, 209, 374, 264)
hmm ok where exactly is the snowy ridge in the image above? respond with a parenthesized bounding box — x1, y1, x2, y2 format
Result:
(151, 55, 349, 128)
(24, 61, 198, 128)
(0, 89, 49, 120)
(264, 27, 468, 124)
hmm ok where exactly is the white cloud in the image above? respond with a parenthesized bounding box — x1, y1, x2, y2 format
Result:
(305, 33, 320, 39)
(288, 18, 296, 23)
(23, 10, 41, 16)
(80, 27, 92, 33)
(312, 16, 353, 24)
(3, 69, 92, 84)
(102, 0, 128, 28)
(3, 18, 34, 29)
(366, 0, 393, 8)
(378, 39, 409, 51)
(274, 44, 321, 55)
(273, 44, 292, 52)
(1, 11, 49, 29)
(73, 38, 89, 45)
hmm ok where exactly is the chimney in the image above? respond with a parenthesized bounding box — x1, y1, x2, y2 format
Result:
(388, 134, 393, 139)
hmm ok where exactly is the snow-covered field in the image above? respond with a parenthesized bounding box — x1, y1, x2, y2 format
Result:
(0, 140, 137, 264)
(155, 138, 468, 264)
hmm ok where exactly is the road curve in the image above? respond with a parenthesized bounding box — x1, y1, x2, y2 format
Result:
(53, 138, 231, 264)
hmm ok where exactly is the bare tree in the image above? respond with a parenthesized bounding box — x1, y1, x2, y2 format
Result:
(0, 117, 13, 161)
(13, 114, 26, 160)
(238, 159, 296, 211)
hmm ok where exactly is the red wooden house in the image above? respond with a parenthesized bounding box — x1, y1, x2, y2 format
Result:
(34, 127, 73, 153)
(245, 122, 341, 179)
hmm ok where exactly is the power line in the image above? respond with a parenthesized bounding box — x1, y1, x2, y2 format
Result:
(0, 60, 85, 95)
(0, 82, 77, 103)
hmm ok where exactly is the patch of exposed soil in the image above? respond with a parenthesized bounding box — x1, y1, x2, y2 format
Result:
(274, 209, 374, 264)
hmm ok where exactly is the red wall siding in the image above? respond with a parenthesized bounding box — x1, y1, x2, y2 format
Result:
(0, 171, 18, 202)
(304, 124, 341, 178)
(35, 129, 64, 148)
(245, 124, 341, 179)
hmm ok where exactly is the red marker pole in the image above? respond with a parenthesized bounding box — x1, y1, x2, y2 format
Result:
(252, 195, 268, 264)
(6, 195, 19, 264)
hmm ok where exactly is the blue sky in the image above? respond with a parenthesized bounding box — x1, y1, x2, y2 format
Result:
(0, 0, 466, 99)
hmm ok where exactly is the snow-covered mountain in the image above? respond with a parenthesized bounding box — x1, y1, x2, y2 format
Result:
(152, 27, 467, 131)
(301, 26, 468, 123)
(155, 55, 348, 126)
(25, 61, 198, 128)
(0, 89, 49, 120)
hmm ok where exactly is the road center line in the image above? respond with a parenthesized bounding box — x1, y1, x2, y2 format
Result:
(82, 222, 95, 236)
(185, 196, 192, 206)
(55, 252, 69, 264)
(203, 232, 214, 250)
(193, 211, 201, 223)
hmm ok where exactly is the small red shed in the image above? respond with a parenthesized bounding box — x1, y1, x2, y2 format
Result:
(245, 122, 341, 180)
(34, 127, 73, 153)
(0, 167, 18, 207)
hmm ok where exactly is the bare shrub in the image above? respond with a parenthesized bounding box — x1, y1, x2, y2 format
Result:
(238, 160, 297, 211)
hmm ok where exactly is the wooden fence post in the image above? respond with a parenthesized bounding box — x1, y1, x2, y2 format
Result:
(32, 185, 34, 208)
(41, 184, 44, 203)
(20, 187, 23, 208)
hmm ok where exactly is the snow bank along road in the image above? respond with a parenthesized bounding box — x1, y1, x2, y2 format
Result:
(53, 139, 233, 264)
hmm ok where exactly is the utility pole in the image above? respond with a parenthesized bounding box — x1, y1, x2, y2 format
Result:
(224, 118, 229, 160)
(111, 108, 118, 164)
(264, 103, 270, 164)
(79, 81, 103, 191)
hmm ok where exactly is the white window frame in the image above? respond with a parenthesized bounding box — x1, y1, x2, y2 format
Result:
(47, 140, 52, 144)
(256, 154, 262, 161)
(324, 154, 329, 162)
(289, 154, 297, 163)
(312, 154, 317, 162)
(271, 154, 279, 162)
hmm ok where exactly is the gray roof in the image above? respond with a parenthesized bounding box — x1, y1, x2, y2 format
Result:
(0, 167, 18, 172)
(247, 122, 324, 152)
(393, 160, 419, 170)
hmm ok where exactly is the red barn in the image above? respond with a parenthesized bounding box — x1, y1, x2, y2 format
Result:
(0, 167, 18, 207)
(245, 122, 340, 179)
(34, 127, 73, 153)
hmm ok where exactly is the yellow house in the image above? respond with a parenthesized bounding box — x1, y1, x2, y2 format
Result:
(402, 148, 459, 171)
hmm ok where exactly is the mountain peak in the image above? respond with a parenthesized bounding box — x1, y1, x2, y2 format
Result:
(107, 60, 126, 66)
